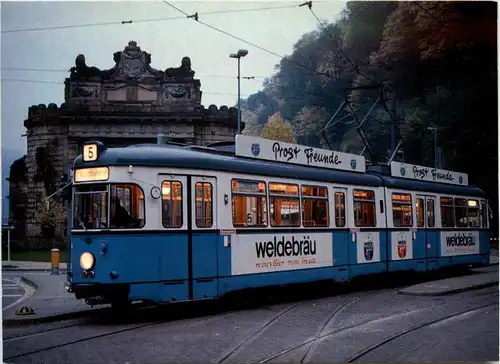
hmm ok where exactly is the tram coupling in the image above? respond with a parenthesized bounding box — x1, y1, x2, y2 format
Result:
(85, 296, 107, 306)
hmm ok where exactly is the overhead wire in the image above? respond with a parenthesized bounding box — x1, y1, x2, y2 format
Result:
(1, 16, 184, 34)
(1, 65, 333, 99)
(0, 78, 326, 102)
(1, 67, 320, 81)
(4, 2, 365, 87)
(299, 1, 376, 83)
(1, 4, 299, 34)
(161, 0, 350, 83)
(0, 78, 249, 97)
(160, 0, 388, 152)
(412, 2, 447, 23)
(0, 67, 262, 79)
(3, 2, 378, 139)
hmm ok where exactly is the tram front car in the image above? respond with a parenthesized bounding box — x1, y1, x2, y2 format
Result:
(67, 141, 150, 309)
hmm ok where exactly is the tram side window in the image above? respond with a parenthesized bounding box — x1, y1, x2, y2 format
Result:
(416, 198, 424, 227)
(301, 185, 329, 227)
(335, 192, 346, 227)
(454, 198, 468, 227)
(231, 180, 267, 227)
(353, 189, 376, 227)
(392, 193, 413, 227)
(270, 183, 300, 227)
(162, 181, 183, 228)
(195, 182, 213, 228)
(427, 199, 435, 227)
(110, 184, 145, 229)
(440, 197, 455, 227)
(467, 199, 480, 228)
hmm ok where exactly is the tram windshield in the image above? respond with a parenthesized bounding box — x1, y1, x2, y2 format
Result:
(73, 184, 145, 229)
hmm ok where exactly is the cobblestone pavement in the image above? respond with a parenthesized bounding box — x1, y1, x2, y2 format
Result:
(3, 279, 498, 364)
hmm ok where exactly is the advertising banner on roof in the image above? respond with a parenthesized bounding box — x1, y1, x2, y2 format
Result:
(235, 135, 366, 173)
(390, 161, 468, 186)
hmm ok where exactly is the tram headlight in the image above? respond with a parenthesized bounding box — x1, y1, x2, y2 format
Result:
(80, 252, 95, 270)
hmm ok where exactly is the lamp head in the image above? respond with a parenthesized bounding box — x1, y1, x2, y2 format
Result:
(229, 49, 248, 58)
(237, 49, 248, 57)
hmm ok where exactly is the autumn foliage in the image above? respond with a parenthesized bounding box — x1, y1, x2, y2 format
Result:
(241, 1, 497, 231)
(260, 113, 297, 144)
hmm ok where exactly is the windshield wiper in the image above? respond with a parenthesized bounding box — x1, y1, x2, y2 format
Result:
(75, 215, 87, 231)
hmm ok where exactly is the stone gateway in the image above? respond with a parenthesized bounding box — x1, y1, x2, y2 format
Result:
(8, 41, 242, 248)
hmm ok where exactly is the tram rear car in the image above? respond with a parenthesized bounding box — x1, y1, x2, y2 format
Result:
(66, 137, 491, 308)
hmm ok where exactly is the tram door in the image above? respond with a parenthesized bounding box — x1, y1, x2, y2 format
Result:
(189, 176, 219, 300)
(416, 195, 438, 270)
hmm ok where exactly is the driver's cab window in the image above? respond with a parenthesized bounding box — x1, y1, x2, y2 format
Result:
(110, 184, 145, 229)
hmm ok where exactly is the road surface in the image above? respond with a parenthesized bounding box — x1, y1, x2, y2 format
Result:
(3, 272, 498, 363)
(2, 277, 31, 312)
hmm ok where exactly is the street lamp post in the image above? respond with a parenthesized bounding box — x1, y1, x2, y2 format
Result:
(229, 49, 248, 135)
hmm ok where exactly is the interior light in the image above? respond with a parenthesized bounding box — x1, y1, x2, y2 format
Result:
(468, 200, 478, 208)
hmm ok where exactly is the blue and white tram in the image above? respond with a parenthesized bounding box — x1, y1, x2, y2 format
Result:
(66, 136, 491, 308)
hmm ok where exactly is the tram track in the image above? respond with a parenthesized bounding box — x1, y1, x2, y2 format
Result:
(257, 305, 432, 363)
(298, 296, 362, 363)
(216, 301, 305, 364)
(257, 294, 498, 363)
(2, 299, 228, 361)
(218, 290, 382, 364)
(4, 289, 379, 362)
(344, 303, 497, 362)
(3, 321, 90, 343)
(4, 287, 497, 363)
(3, 318, 172, 361)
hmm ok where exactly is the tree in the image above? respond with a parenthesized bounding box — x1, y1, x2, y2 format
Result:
(36, 191, 65, 248)
(240, 1, 497, 232)
(260, 113, 297, 144)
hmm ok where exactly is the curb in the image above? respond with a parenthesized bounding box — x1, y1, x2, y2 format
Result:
(19, 276, 39, 291)
(2, 268, 68, 273)
(398, 280, 499, 297)
(3, 306, 111, 328)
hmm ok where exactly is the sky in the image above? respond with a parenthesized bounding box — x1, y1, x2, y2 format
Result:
(1, 0, 346, 157)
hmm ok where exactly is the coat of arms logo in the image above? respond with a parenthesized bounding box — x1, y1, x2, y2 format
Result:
(364, 234, 374, 261)
(251, 143, 260, 156)
(397, 233, 407, 259)
(350, 159, 357, 170)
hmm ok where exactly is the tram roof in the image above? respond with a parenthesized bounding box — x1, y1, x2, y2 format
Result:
(73, 143, 384, 187)
(73, 142, 487, 198)
(373, 174, 486, 198)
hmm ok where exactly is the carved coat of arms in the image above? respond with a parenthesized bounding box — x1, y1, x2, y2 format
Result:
(117, 41, 146, 79)
(164, 86, 190, 99)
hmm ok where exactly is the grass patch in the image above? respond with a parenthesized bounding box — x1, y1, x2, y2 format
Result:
(2, 249, 68, 263)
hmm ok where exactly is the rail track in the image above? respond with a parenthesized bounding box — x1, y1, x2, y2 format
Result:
(4, 279, 497, 363)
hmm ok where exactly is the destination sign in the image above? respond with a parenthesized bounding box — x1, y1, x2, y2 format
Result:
(235, 135, 366, 173)
(390, 161, 468, 186)
(74, 167, 109, 183)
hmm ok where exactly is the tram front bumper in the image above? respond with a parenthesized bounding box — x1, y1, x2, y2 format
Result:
(72, 282, 130, 301)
